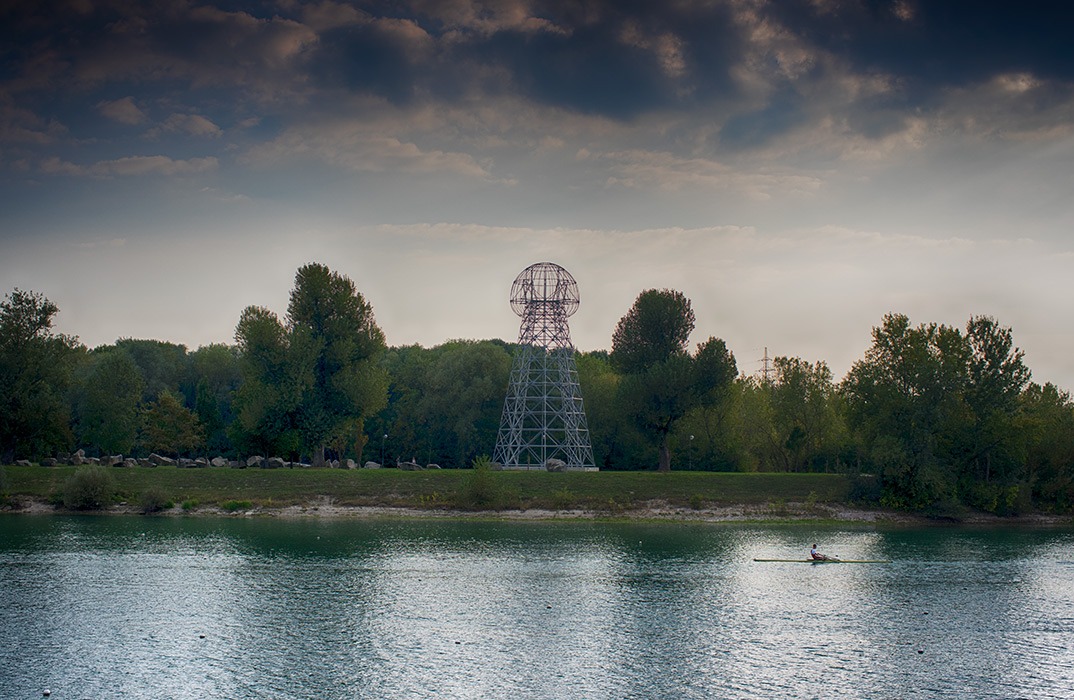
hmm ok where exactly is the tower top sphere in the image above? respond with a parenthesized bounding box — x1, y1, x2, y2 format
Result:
(510, 262, 580, 317)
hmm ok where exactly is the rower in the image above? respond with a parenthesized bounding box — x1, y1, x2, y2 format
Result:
(810, 544, 829, 561)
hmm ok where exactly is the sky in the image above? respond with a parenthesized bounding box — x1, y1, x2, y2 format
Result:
(3, 0, 1074, 389)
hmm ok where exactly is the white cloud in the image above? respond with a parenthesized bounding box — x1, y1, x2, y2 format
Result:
(152, 113, 224, 138)
(40, 155, 219, 177)
(242, 119, 493, 177)
(97, 97, 146, 125)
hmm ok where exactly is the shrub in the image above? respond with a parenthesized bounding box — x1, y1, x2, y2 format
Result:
(62, 466, 117, 510)
(139, 488, 172, 514)
(459, 455, 500, 509)
(221, 499, 253, 512)
(181, 499, 199, 511)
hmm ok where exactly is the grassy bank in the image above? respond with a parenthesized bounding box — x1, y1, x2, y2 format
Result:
(0, 464, 855, 515)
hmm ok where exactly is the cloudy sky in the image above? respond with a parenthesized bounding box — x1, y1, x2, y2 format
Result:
(3, 0, 1074, 388)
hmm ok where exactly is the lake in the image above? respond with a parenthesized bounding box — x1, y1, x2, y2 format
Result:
(2, 515, 1073, 699)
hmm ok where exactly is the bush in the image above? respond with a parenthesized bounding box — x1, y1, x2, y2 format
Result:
(139, 488, 172, 514)
(458, 455, 501, 509)
(62, 466, 117, 510)
(221, 499, 253, 512)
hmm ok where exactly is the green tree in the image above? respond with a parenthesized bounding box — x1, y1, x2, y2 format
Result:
(842, 313, 968, 508)
(73, 348, 145, 455)
(1020, 382, 1074, 510)
(231, 305, 306, 457)
(611, 290, 736, 472)
(958, 316, 1032, 488)
(768, 357, 845, 472)
(116, 339, 189, 403)
(287, 263, 388, 465)
(189, 344, 241, 454)
(0, 289, 83, 461)
(142, 389, 205, 457)
(233, 264, 388, 464)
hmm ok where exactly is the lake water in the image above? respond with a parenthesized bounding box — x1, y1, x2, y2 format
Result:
(2, 515, 1073, 699)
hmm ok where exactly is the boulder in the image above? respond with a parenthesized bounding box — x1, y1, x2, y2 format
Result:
(264, 457, 287, 469)
(194, 457, 209, 468)
(545, 458, 567, 472)
(102, 455, 122, 467)
(72, 449, 86, 465)
(177, 458, 197, 468)
(15, 459, 32, 466)
(344, 459, 357, 469)
(122, 458, 138, 468)
(85, 457, 100, 465)
(426, 463, 441, 469)
(41, 458, 58, 467)
(398, 460, 422, 471)
(138, 458, 153, 467)
(229, 460, 244, 468)
(246, 455, 264, 468)
(149, 453, 175, 466)
(363, 461, 381, 469)
(210, 456, 228, 467)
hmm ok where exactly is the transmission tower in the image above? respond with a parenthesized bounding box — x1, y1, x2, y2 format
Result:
(493, 262, 596, 471)
(759, 346, 775, 384)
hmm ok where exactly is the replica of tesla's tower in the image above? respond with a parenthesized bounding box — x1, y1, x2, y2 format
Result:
(493, 262, 596, 470)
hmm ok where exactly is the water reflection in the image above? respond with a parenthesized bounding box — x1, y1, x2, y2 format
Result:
(2, 516, 1073, 699)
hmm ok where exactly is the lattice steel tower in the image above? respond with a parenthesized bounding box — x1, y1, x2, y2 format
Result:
(493, 262, 596, 470)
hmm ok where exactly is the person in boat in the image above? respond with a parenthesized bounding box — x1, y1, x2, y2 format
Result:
(810, 544, 830, 561)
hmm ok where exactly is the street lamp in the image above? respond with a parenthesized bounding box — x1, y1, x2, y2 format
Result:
(381, 434, 387, 466)
(689, 435, 694, 469)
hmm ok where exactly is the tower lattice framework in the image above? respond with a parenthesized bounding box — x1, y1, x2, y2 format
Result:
(493, 262, 596, 470)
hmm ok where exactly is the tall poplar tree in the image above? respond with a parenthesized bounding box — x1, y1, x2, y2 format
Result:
(233, 264, 388, 464)
(611, 289, 736, 472)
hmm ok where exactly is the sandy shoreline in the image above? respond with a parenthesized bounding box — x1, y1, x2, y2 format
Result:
(5, 497, 1071, 526)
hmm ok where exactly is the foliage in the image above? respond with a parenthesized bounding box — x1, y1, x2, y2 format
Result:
(61, 465, 117, 510)
(139, 487, 172, 514)
(0, 288, 83, 461)
(73, 348, 145, 455)
(142, 389, 205, 457)
(233, 263, 388, 464)
(611, 289, 736, 472)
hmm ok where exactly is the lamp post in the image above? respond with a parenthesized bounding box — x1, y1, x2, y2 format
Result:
(689, 435, 694, 469)
(381, 434, 387, 466)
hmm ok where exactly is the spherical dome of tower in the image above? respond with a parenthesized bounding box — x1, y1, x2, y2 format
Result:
(509, 262, 580, 317)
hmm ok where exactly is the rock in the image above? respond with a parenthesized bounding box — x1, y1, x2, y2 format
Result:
(72, 449, 86, 465)
(41, 458, 58, 467)
(398, 460, 422, 471)
(344, 459, 357, 469)
(264, 457, 287, 469)
(122, 458, 137, 468)
(149, 453, 174, 466)
(15, 459, 32, 466)
(363, 461, 381, 469)
(329, 459, 340, 469)
(85, 457, 100, 465)
(138, 458, 153, 467)
(545, 458, 567, 472)
(229, 460, 244, 468)
(426, 463, 441, 469)
(210, 457, 228, 467)
(246, 455, 264, 468)
(194, 457, 209, 468)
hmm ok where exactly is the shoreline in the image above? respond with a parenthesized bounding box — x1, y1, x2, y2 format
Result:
(5, 497, 1071, 527)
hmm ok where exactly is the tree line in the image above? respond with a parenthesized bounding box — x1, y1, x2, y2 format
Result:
(3, 263, 1073, 513)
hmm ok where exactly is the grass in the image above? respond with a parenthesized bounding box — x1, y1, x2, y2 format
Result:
(1, 464, 856, 513)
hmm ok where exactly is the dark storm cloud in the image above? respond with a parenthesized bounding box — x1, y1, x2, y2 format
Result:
(765, 0, 1074, 86)
(4, 0, 1074, 166)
